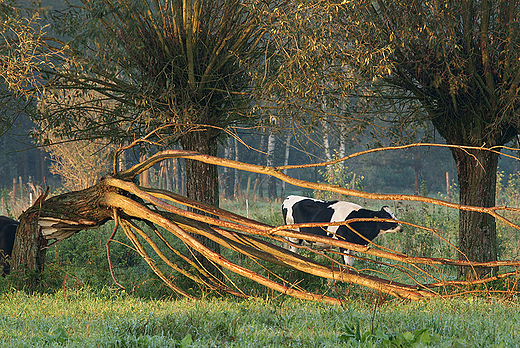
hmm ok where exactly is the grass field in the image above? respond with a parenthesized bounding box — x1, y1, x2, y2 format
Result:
(0, 287, 518, 347)
(1, 198, 519, 347)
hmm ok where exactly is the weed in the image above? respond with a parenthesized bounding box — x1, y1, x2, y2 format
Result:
(339, 320, 441, 347)
(42, 326, 70, 344)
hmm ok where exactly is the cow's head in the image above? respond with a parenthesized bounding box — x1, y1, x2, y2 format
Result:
(375, 206, 402, 234)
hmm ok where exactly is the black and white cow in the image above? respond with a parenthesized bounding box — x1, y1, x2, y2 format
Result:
(0, 216, 18, 276)
(282, 195, 402, 266)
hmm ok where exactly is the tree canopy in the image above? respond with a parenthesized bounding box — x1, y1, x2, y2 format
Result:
(3, 0, 520, 286)
(265, 0, 520, 279)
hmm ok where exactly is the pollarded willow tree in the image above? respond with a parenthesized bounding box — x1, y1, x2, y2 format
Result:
(11, 145, 520, 300)
(268, 1, 520, 279)
(27, 0, 273, 277)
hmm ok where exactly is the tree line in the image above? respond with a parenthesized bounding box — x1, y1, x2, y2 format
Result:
(1, 0, 520, 281)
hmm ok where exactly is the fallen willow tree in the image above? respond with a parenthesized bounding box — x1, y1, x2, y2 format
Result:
(11, 147, 520, 302)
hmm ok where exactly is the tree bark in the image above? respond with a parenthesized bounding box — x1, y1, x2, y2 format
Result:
(11, 184, 113, 285)
(222, 146, 232, 199)
(139, 153, 149, 187)
(451, 147, 499, 279)
(233, 137, 240, 199)
(11, 211, 46, 286)
(266, 130, 277, 199)
(180, 129, 223, 281)
(280, 131, 291, 199)
(339, 122, 347, 166)
(429, 104, 516, 280)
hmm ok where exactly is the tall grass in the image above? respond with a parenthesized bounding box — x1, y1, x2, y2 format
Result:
(0, 287, 519, 347)
(1, 189, 520, 346)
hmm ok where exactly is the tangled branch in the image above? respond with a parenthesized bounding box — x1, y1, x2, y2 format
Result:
(31, 145, 520, 303)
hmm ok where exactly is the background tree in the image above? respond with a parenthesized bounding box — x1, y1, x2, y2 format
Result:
(34, 0, 271, 278)
(0, 1, 57, 211)
(0, 1, 48, 134)
(269, 1, 520, 279)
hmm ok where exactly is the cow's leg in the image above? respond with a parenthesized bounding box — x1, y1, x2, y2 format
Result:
(340, 248, 356, 266)
(284, 237, 301, 253)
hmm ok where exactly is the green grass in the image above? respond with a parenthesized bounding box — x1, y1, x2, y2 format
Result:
(2, 197, 519, 347)
(0, 287, 518, 347)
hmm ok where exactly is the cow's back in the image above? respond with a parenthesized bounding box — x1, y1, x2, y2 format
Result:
(0, 223, 17, 256)
(282, 195, 335, 225)
(300, 201, 362, 237)
(0, 216, 18, 275)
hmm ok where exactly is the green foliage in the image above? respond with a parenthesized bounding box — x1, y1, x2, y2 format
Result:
(0, 189, 12, 217)
(314, 153, 364, 201)
(220, 198, 284, 226)
(37, 222, 181, 299)
(495, 170, 520, 261)
(42, 326, 70, 344)
(35, 0, 270, 149)
(339, 321, 440, 347)
(386, 203, 458, 259)
(0, 289, 518, 347)
(176, 334, 193, 348)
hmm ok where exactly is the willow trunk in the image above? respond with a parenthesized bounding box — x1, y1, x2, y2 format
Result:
(180, 130, 223, 282)
(451, 147, 499, 279)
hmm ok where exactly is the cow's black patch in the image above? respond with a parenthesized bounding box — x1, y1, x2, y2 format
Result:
(0, 216, 18, 276)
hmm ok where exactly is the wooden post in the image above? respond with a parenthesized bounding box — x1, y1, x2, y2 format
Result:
(252, 178, 259, 200)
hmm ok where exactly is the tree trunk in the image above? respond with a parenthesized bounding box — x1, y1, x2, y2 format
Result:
(11, 210, 46, 286)
(429, 106, 516, 281)
(118, 150, 126, 172)
(280, 131, 291, 199)
(169, 159, 176, 192)
(222, 146, 232, 199)
(180, 130, 223, 281)
(451, 147, 499, 279)
(321, 115, 333, 186)
(266, 130, 277, 199)
(139, 153, 149, 187)
(255, 135, 266, 198)
(233, 137, 240, 199)
(339, 123, 347, 167)
(17, 149, 28, 184)
(12, 184, 113, 286)
(321, 118, 331, 163)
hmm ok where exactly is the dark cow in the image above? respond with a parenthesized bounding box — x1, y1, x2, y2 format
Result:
(0, 216, 18, 276)
(282, 195, 402, 266)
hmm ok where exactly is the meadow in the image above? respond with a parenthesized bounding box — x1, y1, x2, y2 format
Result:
(0, 287, 519, 347)
(1, 190, 520, 347)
